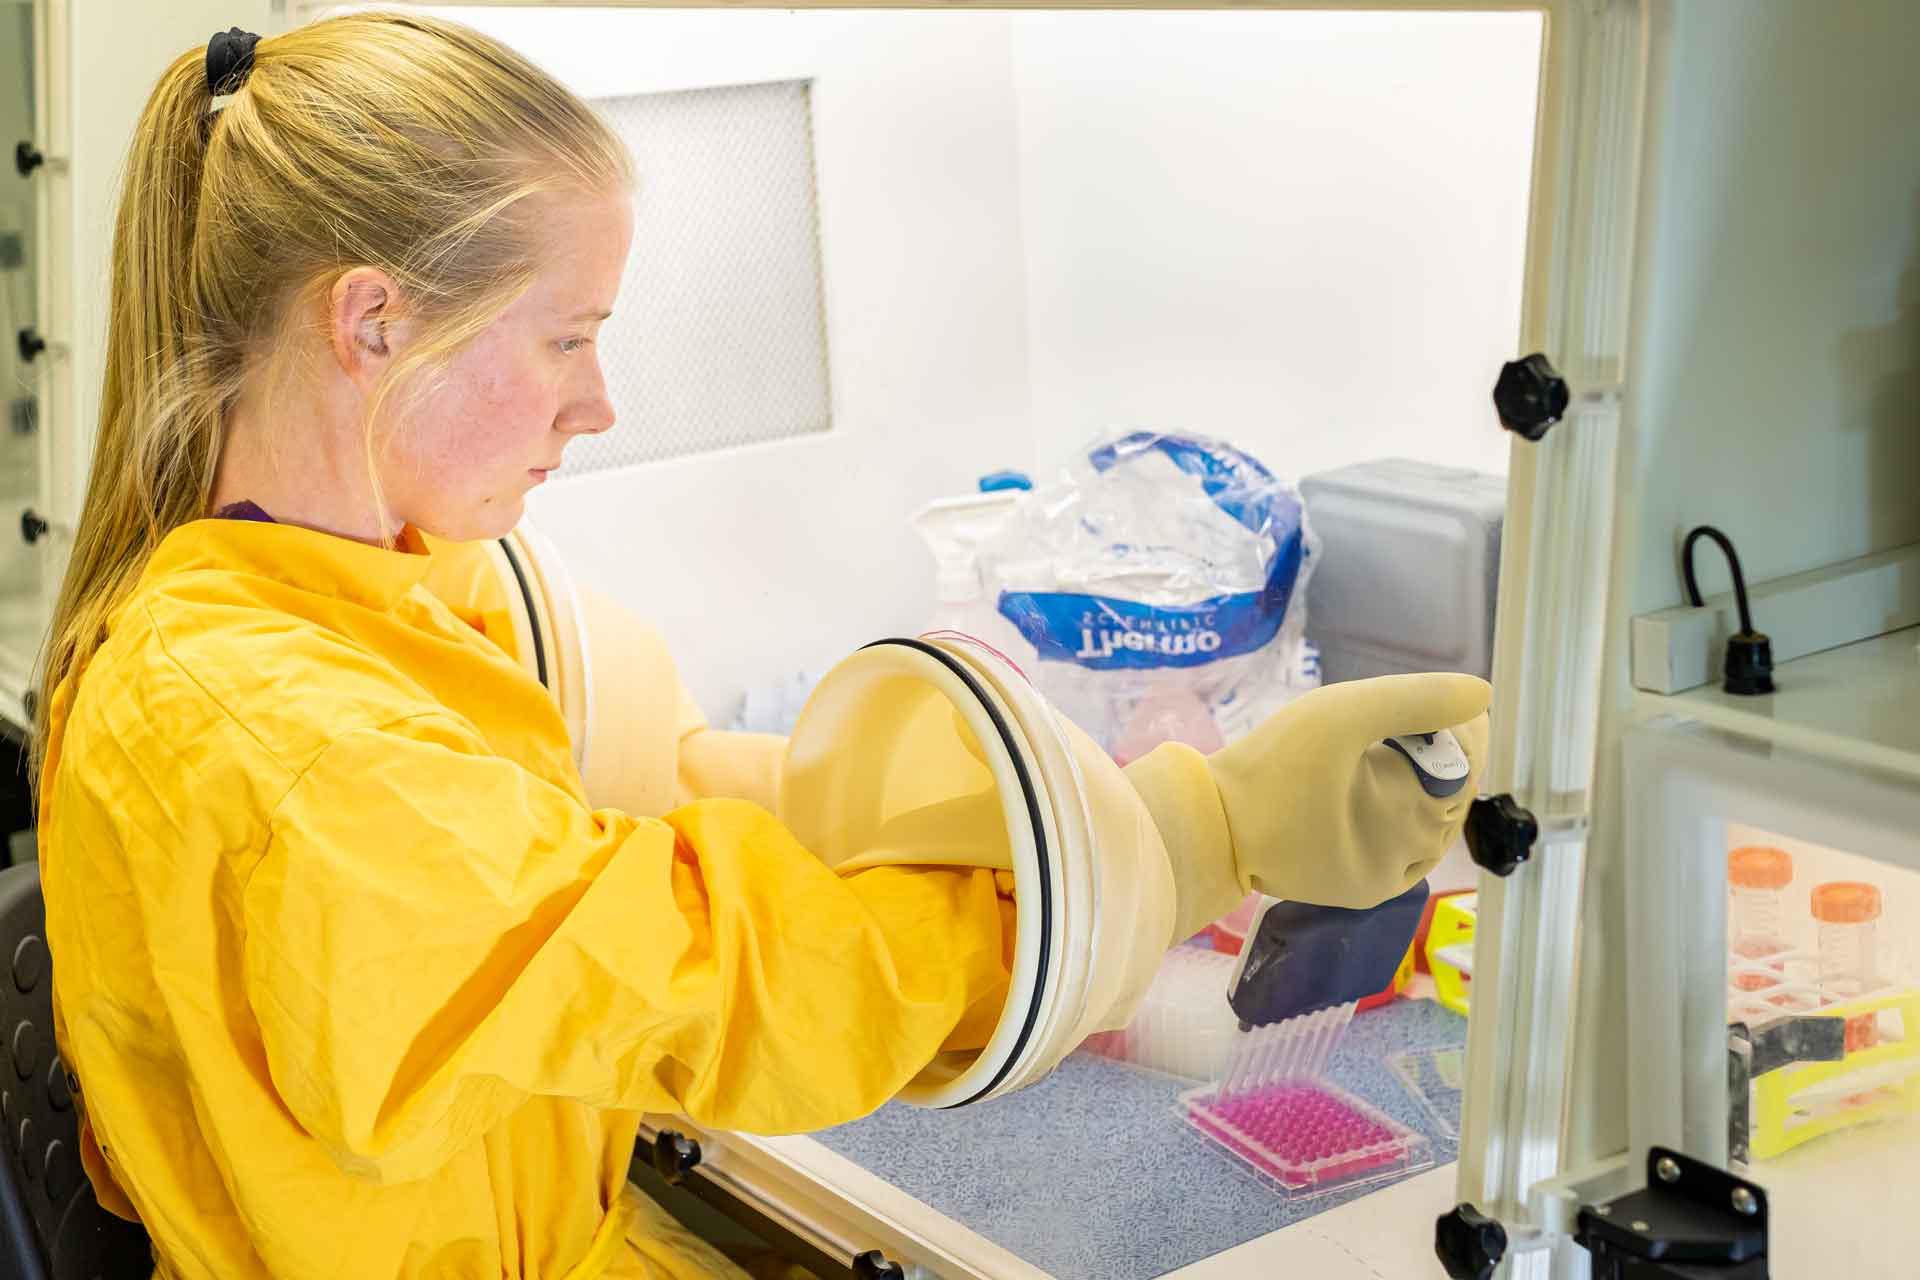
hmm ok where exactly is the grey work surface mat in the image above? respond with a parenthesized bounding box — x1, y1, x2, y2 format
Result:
(816, 996, 1468, 1280)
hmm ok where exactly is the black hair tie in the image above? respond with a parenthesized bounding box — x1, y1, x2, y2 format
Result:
(206, 27, 261, 97)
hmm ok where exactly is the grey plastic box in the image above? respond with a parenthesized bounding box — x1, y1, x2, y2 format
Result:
(1298, 458, 1505, 684)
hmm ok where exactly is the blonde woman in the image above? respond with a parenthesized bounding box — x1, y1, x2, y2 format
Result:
(31, 13, 1489, 1279)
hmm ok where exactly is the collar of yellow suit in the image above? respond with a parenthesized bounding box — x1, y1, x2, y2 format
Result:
(145, 518, 437, 612)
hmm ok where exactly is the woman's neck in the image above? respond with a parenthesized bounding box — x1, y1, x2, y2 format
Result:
(210, 375, 399, 546)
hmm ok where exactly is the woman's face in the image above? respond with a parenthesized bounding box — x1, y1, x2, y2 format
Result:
(381, 191, 635, 541)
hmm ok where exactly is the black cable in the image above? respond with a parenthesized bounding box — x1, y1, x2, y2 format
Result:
(1681, 524, 1773, 695)
(1681, 525, 1757, 634)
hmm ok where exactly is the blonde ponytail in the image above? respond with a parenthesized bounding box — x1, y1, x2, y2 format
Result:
(30, 13, 629, 787)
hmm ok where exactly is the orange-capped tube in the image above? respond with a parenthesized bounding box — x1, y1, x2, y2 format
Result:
(1728, 846, 1793, 968)
(1812, 880, 1882, 1005)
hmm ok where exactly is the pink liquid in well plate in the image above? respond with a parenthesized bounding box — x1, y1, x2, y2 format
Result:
(1185, 1081, 1426, 1193)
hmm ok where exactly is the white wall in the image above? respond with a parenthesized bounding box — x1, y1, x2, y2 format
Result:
(307, 6, 1544, 719)
(1011, 10, 1541, 483)
(1626, 0, 1920, 612)
(413, 7, 1041, 717)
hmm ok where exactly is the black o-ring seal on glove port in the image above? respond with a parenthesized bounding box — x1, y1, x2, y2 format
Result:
(860, 638, 1053, 1108)
(497, 536, 548, 689)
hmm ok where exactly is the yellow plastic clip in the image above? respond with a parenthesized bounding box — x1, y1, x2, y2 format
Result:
(1425, 893, 1477, 1018)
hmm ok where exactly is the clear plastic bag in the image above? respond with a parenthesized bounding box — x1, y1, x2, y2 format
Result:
(978, 430, 1321, 759)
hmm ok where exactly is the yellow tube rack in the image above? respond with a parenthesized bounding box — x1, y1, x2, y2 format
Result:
(1748, 989, 1920, 1162)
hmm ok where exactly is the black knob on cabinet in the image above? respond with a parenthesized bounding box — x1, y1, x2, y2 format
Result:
(21, 510, 49, 546)
(1493, 353, 1570, 441)
(852, 1251, 905, 1280)
(1464, 794, 1537, 878)
(17, 329, 47, 364)
(1435, 1203, 1507, 1280)
(649, 1130, 701, 1188)
(14, 142, 44, 177)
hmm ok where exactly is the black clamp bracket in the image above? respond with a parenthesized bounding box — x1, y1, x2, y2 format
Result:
(1464, 794, 1538, 877)
(1727, 1017, 1844, 1163)
(1575, 1146, 1768, 1279)
(650, 1129, 703, 1188)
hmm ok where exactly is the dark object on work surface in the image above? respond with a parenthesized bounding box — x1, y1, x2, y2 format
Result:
(0, 862, 154, 1280)
(852, 1250, 905, 1279)
(651, 1129, 703, 1188)
(1226, 880, 1428, 1027)
(1574, 1146, 1768, 1279)
(1681, 526, 1773, 697)
(1435, 1202, 1507, 1280)
(1493, 353, 1569, 440)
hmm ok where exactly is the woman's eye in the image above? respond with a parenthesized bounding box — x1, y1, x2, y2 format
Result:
(558, 337, 591, 354)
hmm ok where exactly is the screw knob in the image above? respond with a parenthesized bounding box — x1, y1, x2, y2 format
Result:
(1464, 794, 1538, 877)
(1436, 1203, 1507, 1280)
(1493, 353, 1570, 440)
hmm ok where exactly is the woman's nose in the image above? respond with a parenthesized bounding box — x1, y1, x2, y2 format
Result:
(560, 395, 615, 437)
(559, 360, 616, 436)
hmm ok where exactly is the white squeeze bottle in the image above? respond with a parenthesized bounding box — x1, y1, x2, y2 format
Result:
(912, 473, 1034, 661)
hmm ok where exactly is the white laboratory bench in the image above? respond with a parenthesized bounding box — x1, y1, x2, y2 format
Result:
(634, 989, 1469, 1279)
(635, 1119, 1459, 1279)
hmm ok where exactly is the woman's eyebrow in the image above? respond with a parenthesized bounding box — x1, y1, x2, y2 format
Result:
(569, 308, 614, 322)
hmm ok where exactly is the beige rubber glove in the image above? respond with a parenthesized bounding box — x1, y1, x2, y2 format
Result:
(1126, 673, 1492, 941)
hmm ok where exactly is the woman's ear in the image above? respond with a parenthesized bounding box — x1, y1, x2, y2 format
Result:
(327, 268, 400, 391)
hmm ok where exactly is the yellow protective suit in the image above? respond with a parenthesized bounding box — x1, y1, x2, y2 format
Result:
(416, 532, 789, 818)
(38, 519, 1015, 1280)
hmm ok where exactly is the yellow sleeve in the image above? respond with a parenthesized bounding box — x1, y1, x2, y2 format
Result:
(671, 675, 789, 811)
(244, 712, 1012, 1185)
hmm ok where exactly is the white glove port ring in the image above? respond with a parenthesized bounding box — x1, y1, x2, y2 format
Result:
(860, 638, 1055, 1109)
(781, 633, 1176, 1108)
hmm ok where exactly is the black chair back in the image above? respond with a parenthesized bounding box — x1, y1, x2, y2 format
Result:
(0, 861, 151, 1279)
